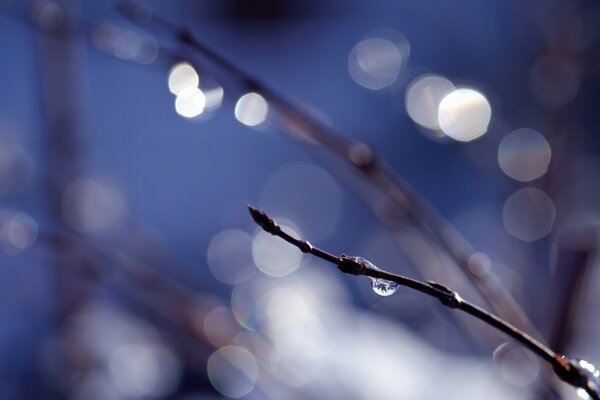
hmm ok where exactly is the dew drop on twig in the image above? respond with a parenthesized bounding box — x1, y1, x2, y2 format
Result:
(351, 257, 399, 296)
(568, 359, 600, 400)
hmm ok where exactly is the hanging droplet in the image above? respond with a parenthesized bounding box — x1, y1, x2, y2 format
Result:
(350, 256, 399, 296)
(570, 359, 600, 400)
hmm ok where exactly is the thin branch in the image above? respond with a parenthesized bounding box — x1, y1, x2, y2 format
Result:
(116, 0, 537, 337)
(248, 205, 600, 400)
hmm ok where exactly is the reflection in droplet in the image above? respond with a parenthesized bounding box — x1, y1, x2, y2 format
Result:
(168, 62, 200, 95)
(62, 178, 126, 233)
(493, 343, 540, 387)
(0, 212, 38, 255)
(498, 129, 551, 182)
(234, 93, 269, 127)
(348, 33, 410, 90)
(352, 257, 399, 296)
(503, 188, 555, 241)
(207, 229, 255, 285)
(259, 163, 342, 240)
(207, 345, 258, 399)
(405, 75, 455, 130)
(567, 358, 600, 400)
(252, 222, 302, 277)
(175, 87, 206, 119)
(438, 88, 492, 142)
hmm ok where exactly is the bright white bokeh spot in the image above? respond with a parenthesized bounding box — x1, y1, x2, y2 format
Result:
(204, 86, 224, 111)
(503, 188, 555, 241)
(207, 229, 255, 285)
(168, 62, 199, 95)
(252, 222, 302, 277)
(62, 178, 126, 233)
(0, 212, 38, 255)
(175, 87, 206, 118)
(438, 88, 492, 142)
(405, 74, 455, 130)
(234, 93, 268, 127)
(207, 345, 258, 398)
(108, 343, 181, 399)
(498, 128, 551, 182)
(348, 34, 410, 90)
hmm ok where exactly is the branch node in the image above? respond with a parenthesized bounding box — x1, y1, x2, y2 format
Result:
(337, 255, 367, 275)
(298, 240, 313, 253)
(429, 281, 461, 308)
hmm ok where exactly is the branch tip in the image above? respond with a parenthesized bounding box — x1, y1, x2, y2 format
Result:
(247, 205, 280, 235)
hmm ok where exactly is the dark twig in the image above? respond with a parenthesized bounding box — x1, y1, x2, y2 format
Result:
(116, 0, 538, 338)
(248, 205, 600, 400)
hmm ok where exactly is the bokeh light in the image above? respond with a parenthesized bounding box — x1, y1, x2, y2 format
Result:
(252, 221, 302, 277)
(202, 306, 239, 347)
(207, 229, 255, 285)
(348, 32, 410, 90)
(175, 87, 206, 118)
(204, 86, 224, 112)
(108, 343, 181, 399)
(168, 62, 200, 95)
(259, 162, 342, 239)
(503, 188, 555, 241)
(65, 302, 182, 400)
(207, 345, 258, 398)
(493, 342, 540, 387)
(61, 178, 127, 233)
(33, 1, 64, 32)
(92, 24, 159, 65)
(0, 135, 33, 196)
(405, 74, 455, 130)
(231, 281, 262, 331)
(0, 212, 38, 255)
(438, 88, 492, 142)
(234, 93, 269, 127)
(529, 56, 580, 108)
(498, 128, 551, 182)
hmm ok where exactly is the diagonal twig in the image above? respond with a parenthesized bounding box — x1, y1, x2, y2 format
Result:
(248, 205, 600, 400)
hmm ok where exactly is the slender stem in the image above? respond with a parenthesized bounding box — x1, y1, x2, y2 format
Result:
(116, 1, 539, 339)
(248, 205, 600, 400)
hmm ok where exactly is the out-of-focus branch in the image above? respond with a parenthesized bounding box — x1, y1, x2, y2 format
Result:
(249, 205, 600, 400)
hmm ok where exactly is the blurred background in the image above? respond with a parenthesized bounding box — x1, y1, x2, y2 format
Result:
(1, 0, 600, 399)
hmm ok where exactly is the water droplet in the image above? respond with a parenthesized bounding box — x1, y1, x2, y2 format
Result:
(351, 257, 399, 296)
(568, 358, 600, 399)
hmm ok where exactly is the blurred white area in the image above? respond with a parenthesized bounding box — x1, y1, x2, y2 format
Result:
(211, 265, 530, 399)
(438, 88, 492, 142)
(61, 177, 127, 233)
(63, 302, 182, 400)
